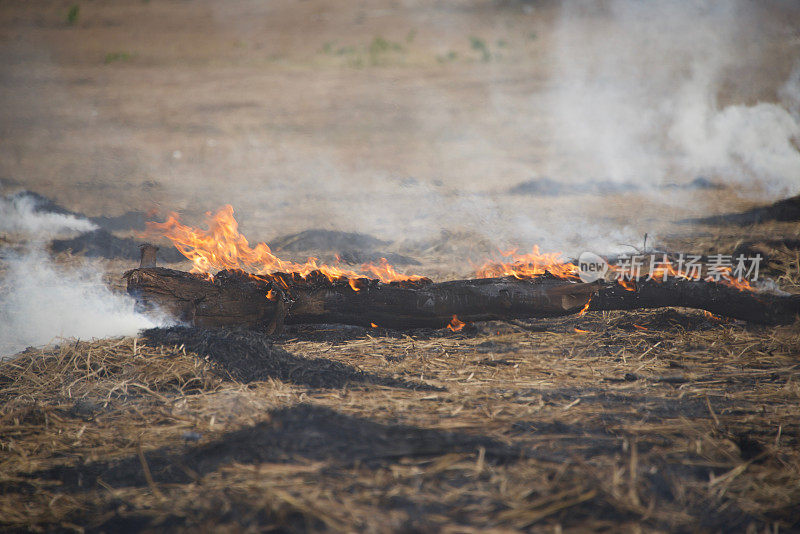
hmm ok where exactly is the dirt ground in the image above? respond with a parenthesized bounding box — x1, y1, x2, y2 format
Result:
(2, 0, 798, 250)
(2, 1, 800, 532)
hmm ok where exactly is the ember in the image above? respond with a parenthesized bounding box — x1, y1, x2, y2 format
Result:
(447, 315, 466, 332)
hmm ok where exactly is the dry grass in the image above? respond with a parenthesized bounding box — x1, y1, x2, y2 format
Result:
(1, 305, 799, 532)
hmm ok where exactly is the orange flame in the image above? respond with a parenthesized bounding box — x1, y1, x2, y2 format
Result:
(146, 205, 421, 284)
(574, 327, 589, 334)
(475, 246, 580, 280)
(361, 257, 426, 283)
(447, 315, 466, 332)
(370, 322, 379, 328)
(708, 267, 753, 291)
(348, 279, 362, 292)
(617, 278, 637, 291)
(148, 206, 755, 299)
(610, 258, 754, 292)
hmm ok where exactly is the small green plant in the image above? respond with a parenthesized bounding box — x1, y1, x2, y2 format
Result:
(406, 29, 417, 44)
(469, 36, 491, 62)
(496, 39, 508, 48)
(368, 36, 403, 65)
(369, 36, 402, 55)
(436, 50, 458, 64)
(66, 4, 79, 25)
(104, 52, 132, 64)
(322, 42, 334, 54)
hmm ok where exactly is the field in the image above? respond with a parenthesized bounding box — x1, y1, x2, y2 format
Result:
(2, 1, 800, 532)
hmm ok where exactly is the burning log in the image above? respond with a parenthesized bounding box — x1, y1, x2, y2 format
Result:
(127, 209, 800, 329)
(125, 267, 597, 330)
(284, 274, 596, 329)
(589, 278, 800, 325)
(125, 267, 286, 333)
(126, 264, 800, 330)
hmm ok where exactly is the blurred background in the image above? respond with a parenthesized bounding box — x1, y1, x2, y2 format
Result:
(1, 0, 799, 254)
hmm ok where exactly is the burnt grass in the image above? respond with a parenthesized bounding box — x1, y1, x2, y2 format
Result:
(681, 193, 800, 226)
(142, 326, 438, 390)
(1, 307, 799, 532)
(50, 229, 185, 262)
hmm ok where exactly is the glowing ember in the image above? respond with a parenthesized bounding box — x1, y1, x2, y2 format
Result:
(447, 315, 466, 332)
(574, 327, 589, 334)
(370, 322, 379, 328)
(577, 301, 591, 316)
(146, 205, 422, 284)
(702, 310, 728, 322)
(475, 246, 580, 280)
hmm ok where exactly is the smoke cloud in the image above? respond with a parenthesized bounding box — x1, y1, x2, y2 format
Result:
(0, 192, 97, 238)
(545, 0, 800, 197)
(0, 193, 169, 358)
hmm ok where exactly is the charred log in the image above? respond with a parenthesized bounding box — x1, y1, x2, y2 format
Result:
(126, 264, 800, 331)
(126, 268, 596, 330)
(589, 278, 800, 325)
(125, 267, 286, 333)
(285, 274, 596, 329)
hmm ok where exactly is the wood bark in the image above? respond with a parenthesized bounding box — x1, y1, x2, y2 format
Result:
(125, 268, 595, 330)
(285, 275, 597, 328)
(125, 267, 800, 330)
(125, 268, 285, 332)
(589, 278, 800, 325)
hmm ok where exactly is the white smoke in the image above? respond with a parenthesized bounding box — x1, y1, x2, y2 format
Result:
(546, 0, 800, 198)
(0, 193, 169, 358)
(0, 193, 98, 238)
(0, 247, 163, 357)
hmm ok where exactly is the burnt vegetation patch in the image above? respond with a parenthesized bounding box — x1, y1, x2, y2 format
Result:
(508, 176, 724, 196)
(683, 193, 800, 226)
(51, 228, 185, 262)
(142, 326, 438, 390)
(33, 403, 519, 490)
